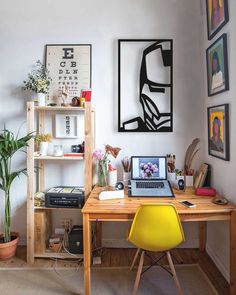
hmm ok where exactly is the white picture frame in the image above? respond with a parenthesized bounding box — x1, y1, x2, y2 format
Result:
(55, 114, 78, 138)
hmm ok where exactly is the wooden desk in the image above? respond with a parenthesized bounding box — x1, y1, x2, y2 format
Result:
(82, 186, 236, 295)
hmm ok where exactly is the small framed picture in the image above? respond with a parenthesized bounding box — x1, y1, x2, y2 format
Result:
(207, 104, 229, 161)
(206, 34, 229, 96)
(206, 0, 229, 40)
(55, 114, 78, 138)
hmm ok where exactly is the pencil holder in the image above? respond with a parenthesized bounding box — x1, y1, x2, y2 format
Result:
(123, 172, 131, 186)
(185, 175, 193, 187)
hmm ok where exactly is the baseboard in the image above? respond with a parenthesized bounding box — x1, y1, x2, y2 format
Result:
(102, 238, 199, 249)
(206, 244, 229, 283)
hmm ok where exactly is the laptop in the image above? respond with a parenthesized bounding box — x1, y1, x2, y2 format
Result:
(129, 156, 174, 197)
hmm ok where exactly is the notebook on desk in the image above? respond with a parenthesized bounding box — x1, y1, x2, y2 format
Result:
(129, 156, 174, 197)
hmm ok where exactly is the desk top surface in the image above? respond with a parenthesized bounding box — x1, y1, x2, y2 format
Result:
(82, 186, 235, 215)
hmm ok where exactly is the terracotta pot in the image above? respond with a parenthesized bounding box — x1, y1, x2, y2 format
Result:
(0, 232, 20, 260)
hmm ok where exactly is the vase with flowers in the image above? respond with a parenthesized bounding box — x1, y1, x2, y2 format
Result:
(23, 60, 52, 106)
(93, 145, 121, 187)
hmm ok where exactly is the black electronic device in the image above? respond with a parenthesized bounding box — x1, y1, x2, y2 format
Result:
(68, 225, 83, 254)
(179, 200, 196, 208)
(178, 179, 185, 191)
(45, 186, 84, 208)
(115, 182, 124, 190)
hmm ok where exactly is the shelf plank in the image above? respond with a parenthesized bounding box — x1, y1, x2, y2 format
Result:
(35, 251, 83, 259)
(34, 206, 81, 210)
(35, 106, 85, 112)
(34, 155, 84, 160)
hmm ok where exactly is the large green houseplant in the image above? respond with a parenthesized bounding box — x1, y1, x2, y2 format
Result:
(0, 128, 33, 259)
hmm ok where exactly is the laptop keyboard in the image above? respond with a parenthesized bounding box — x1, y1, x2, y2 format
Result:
(136, 181, 164, 189)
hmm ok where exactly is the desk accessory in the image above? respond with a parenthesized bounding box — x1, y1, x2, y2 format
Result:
(107, 168, 117, 186)
(195, 187, 216, 196)
(115, 182, 124, 190)
(179, 200, 196, 208)
(121, 156, 131, 186)
(98, 190, 124, 200)
(212, 196, 228, 205)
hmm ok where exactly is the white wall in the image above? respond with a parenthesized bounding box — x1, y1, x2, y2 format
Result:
(0, 1, 205, 248)
(201, 0, 236, 282)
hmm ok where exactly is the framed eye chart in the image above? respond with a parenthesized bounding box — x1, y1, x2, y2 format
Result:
(45, 44, 92, 105)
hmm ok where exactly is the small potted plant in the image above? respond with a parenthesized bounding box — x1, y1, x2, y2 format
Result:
(35, 133, 53, 156)
(0, 128, 33, 260)
(23, 60, 52, 106)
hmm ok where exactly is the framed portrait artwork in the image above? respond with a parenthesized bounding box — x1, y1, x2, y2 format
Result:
(45, 44, 92, 105)
(206, 34, 229, 96)
(118, 39, 173, 132)
(207, 104, 229, 161)
(206, 0, 229, 40)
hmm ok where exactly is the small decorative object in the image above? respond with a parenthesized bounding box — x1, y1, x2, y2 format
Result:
(61, 85, 69, 106)
(0, 128, 33, 259)
(55, 114, 78, 138)
(80, 97, 86, 108)
(206, 34, 229, 96)
(71, 96, 80, 107)
(81, 89, 92, 101)
(35, 133, 53, 156)
(118, 39, 173, 132)
(45, 44, 92, 104)
(93, 145, 121, 187)
(184, 138, 200, 176)
(121, 156, 131, 186)
(206, 0, 229, 40)
(53, 145, 63, 157)
(23, 60, 52, 106)
(207, 104, 229, 161)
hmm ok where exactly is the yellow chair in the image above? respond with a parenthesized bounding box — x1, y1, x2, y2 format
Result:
(128, 204, 185, 295)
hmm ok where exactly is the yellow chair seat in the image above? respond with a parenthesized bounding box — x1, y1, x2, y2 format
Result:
(127, 204, 185, 295)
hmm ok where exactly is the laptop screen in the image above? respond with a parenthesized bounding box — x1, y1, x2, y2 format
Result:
(131, 156, 167, 180)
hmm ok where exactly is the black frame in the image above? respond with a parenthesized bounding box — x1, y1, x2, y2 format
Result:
(206, 34, 229, 97)
(45, 44, 92, 103)
(206, 0, 229, 40)
(207, 103, 229, 161)
(118, 39, 173, 132)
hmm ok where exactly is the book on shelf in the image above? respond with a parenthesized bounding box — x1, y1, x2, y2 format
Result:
(194, 163, 209, 188)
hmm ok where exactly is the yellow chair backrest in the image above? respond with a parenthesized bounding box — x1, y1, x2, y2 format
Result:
(128, 204, 185, 252)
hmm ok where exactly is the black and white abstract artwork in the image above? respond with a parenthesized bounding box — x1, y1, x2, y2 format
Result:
(118, 39, 173, 132)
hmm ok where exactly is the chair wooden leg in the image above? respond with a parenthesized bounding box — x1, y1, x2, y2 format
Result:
(166, 251, 184, 295)
(132, 250, 145, 295)
(130, 248, 140, 271)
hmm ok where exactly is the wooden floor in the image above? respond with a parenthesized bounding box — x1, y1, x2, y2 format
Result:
(0, 246, 229, 295)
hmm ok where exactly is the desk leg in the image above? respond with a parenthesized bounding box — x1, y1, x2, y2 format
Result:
(230, 210, 236, 295)
(83, 213, 91, 295)
(199, 221, 207, 251)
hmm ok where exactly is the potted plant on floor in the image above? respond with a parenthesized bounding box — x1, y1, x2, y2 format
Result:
(0, 128, 33, 260)
(23, 60, 52, 106)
